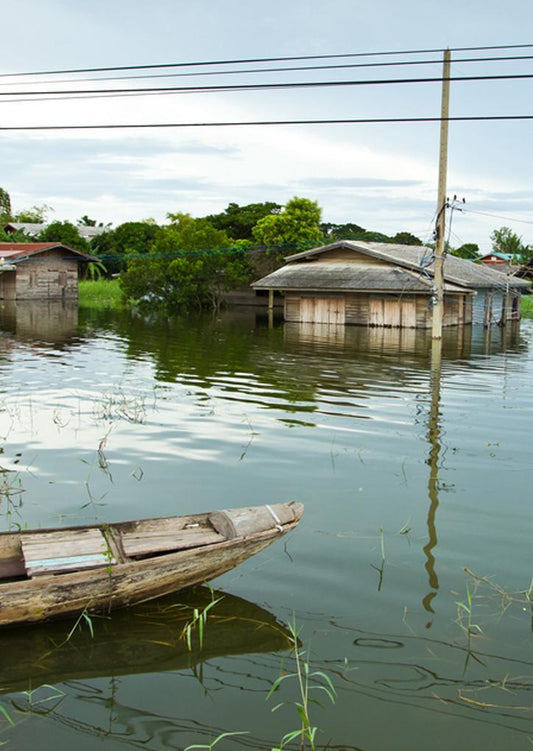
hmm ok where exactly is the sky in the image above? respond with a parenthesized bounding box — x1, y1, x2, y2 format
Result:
(1, 0, 533, 250)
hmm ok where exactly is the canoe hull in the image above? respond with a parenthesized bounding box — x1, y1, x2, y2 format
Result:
(0, 503, 302, 627)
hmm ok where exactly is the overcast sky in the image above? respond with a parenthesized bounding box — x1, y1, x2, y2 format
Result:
(2, 0, 533, 249)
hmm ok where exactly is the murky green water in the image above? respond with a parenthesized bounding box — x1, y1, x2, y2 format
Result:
(0, 301, 532, 750)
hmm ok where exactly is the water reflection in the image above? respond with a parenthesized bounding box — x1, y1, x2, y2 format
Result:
(422, 339, 443, 625)
(330, 622, 533, 740)
(0, 586, 293, 694)
(0, 305, 530, 749)
(0, 301, 78, 344)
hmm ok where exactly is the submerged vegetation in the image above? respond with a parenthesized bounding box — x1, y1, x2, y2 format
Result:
(520, 294, 533, 318)
(78, 278, 123, 309)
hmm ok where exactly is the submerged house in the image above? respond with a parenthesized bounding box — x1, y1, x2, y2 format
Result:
(251, 241, 530, 328)
(0, 243, 95, 300)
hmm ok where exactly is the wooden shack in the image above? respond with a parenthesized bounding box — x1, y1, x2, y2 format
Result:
(0, 243, 95, 300)
(252, 241, 530, 328)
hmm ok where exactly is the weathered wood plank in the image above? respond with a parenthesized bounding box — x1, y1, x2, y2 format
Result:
(209, 503, 297, 539)
(0, 502, 304, 626)
(121, 529, 225, 557)
(21, 529, 114, 577)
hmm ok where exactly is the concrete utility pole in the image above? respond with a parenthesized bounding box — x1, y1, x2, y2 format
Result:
(432, 49, 451, 340)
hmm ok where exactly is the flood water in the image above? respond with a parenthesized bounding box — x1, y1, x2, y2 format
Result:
(0, 300, 532, 750)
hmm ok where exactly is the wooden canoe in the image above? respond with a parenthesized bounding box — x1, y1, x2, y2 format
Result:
(0, 501, 303, 627)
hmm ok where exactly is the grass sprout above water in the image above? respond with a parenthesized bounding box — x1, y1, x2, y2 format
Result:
(267, 618, 336, 751)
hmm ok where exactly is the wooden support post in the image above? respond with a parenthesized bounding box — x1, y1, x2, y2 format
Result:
(432, 49, 451, 340)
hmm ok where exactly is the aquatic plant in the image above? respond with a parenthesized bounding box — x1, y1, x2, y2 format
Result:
(267, 618, 336, 751)
(180, 586, 225, 651)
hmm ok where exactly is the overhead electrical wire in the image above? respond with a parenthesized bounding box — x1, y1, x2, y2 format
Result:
(2, 42, 533, 79)
(1, 53, 532, 87)
(2, 114, 533, 131)
(3, 71, 533, 99)
(458, 208, 533, 226)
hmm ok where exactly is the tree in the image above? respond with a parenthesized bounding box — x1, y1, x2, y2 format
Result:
(451, 243, 479, 260)
(206, 202, 281, 240)
(491, 226, 531, 262)
(0, 188, 12, 222)
(120, 214, 250, 311)
(320, 222, 366, 240)
(354, 230, 391, 243)
(390, 231, 423, 246)
(252, 196, 323, 250)
(90, 221, 162, 275)
(17, 204, 53, 223)
(38, 221, 88, 252)
(78, 215, 97, 227)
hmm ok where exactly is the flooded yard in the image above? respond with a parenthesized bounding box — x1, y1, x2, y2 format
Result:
(0, 301, 532, 750)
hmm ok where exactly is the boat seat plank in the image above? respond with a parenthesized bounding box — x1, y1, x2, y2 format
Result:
(21, 529, 115, 577)
(121, 528, 225, 558)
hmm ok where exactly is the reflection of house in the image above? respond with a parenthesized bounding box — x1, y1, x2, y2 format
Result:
(252, 241, 530, 328)
(0, 243, 95, 300)
(0, 300, 78, 342)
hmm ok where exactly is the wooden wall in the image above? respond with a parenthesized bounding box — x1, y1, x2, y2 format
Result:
(285, 292, 471, 328)
(312, 248, 389, 265)
(0, 251, 79, 300)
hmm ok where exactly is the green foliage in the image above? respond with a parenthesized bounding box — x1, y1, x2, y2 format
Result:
(521, 295, 533, 318)
(267, 618, 335, 751)
(180, 586, 224, 651)
(452, 242, 480, 259)
(0, 188, 12, 222)
(253, 196, 323, 250)
(184, 732, 249, 750)
(16, 203, 53, 223)
(78, 279, 124, 309)
(85, 260, 107, 281)
(120, 215, 250, 311)
(491, 226, 531, 262)
(78, 215, 97, 227)
(0, 227, 30, 242)
(90, 220, 162, 275)
(390, 231, 423, 246)
(354, 230, 392, 243)
(320, 221, 366, 240)
(207, 201, 281, 240)
(38, 220, 88, 253)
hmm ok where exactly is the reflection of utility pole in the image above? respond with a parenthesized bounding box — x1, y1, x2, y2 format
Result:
(422, 338, 443, 627)
(432, 49, 451, 340)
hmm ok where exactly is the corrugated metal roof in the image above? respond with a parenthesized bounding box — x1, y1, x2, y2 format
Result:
(282, 241, 530, 290)
(252, 262, 467, 293)
(4, 222, 47, 237)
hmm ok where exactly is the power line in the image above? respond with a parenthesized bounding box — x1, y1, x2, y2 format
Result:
(2, 53, 532, 87)
(2, 114, 533, 131)
(460, 207, 533, 226)
(2, 42, 533, 79)
(3, 71, 533, 98)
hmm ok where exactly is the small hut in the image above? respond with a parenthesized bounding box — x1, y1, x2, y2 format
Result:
(0, 243, 96, 300)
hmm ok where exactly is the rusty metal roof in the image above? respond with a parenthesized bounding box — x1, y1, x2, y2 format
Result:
(0, 243, 97, 262)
